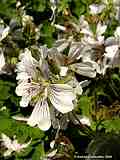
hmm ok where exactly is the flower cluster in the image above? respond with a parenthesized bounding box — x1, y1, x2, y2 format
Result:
(0, 0, 120, 133)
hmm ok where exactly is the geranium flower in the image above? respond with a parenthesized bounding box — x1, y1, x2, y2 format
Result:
(0, 133, 31, 157)
(80, 20, 107, 45)
(16, 48, 75, 130)
(48, 39, 97, 78)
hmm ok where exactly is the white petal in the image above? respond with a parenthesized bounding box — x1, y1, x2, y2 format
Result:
(12, 116, 28, 121)
(57, 42, 69, 53)
(80, 28, 93, 37)
(54, 24, 66, 31)
(16, 81, 40, 107)
(60, 66, 68, 76)
(49, 84, 75, 113)
(16, 72, 30, 80)
(70, 62, 96, 78)
(47, 149, 57, 158)
(50, 140, 55, 149)
(15, 81, 27, 96)
(0, 26, 10, 41)
(0, 49, 5, 71)
(79, 80, 91, 88)
(96, 23, 107, 37)
(3, 150, 12, 157)
(1, 133, 12, 149)
(68, 42, 82, 60)
(81, 36, 96, 45)
(27, 99, 51, 131)
(68, 78, 83, 95)
(105, 45, 118, 59)
(114, 26, 120, 38)
(80, 116, 91, 126)
(20, 96, 31, 107)
(16, 48, 38, 81)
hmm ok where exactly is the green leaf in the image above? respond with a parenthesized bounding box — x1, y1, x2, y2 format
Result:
(32, 144, 45, 160)
(32, 0, 46, 12)
(71, 1, 86, 17)
(101, 118, 120, 133)
(0, 111, 13, 133)
(77, 96, 92, 117)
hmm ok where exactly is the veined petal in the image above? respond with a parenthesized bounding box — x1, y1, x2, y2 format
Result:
(57, 42, 69, 53)
(16, 81, 40, 107)
(105, 45, 118, 59)
(49, 84, 75, 113)
(15, 80, 28, 96)
(68, 42, 82, 61)
(54, 37, 73, 53)
(16, 48, 38, 81)
(27, 99, 51, 131)
(70, 62, 96, 78)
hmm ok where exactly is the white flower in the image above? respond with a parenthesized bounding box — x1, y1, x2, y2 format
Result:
(1, 133, 31, 157)
(16, 48, 75, 130)
(81, 21, 107, 45)
(89, 4, 105, 15)
(51, 39, 97, 78)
